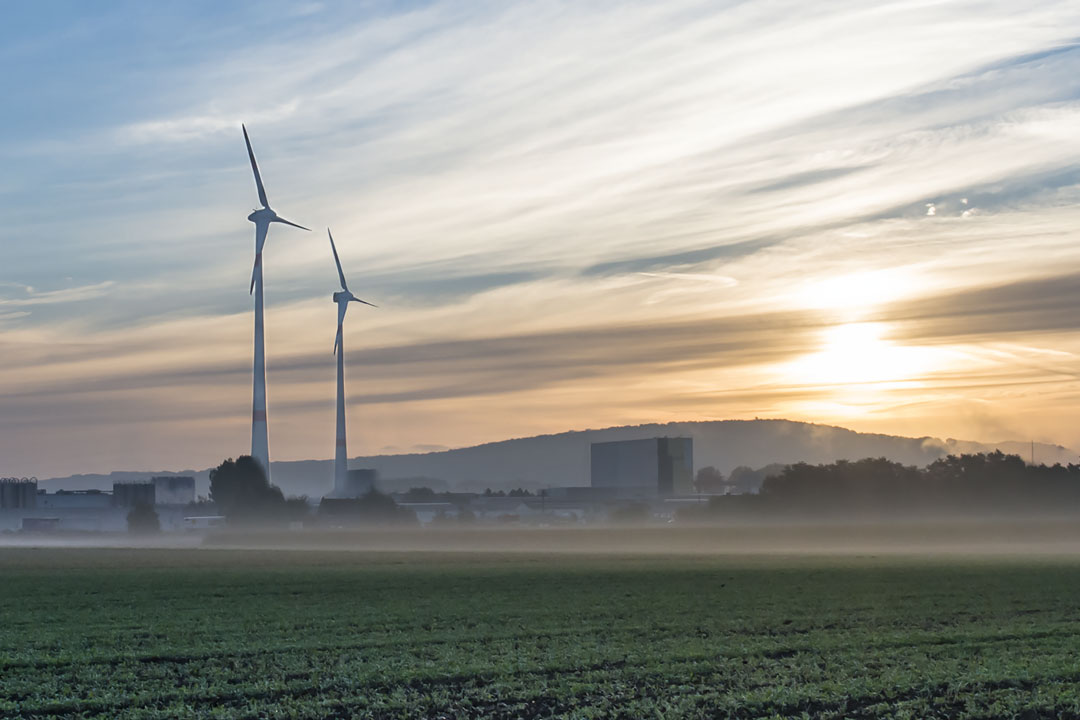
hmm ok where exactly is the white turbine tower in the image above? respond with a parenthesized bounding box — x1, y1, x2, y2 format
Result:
(242, 125, 309, 480)
(328, 229, 376, 495)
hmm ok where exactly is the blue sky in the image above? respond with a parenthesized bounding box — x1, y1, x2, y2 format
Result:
(3, 1, 1080, 478)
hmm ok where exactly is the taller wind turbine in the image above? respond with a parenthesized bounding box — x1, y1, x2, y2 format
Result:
(328, 229, 376, 495)
(242, 124, 309, 480)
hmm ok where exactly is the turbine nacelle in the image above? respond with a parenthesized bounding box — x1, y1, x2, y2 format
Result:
(328, 228, 377, 353)
(248, 207, 275, 223)
(247, 206, 310, 231)
(328, 228, 377, 308)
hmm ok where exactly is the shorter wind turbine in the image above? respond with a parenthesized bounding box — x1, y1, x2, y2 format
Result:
(328, 228, 376, 495)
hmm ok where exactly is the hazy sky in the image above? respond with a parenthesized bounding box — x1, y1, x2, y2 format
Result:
(3, 1, 1080, 478)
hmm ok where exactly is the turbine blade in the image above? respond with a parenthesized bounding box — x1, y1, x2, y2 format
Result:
(350, 298, 377, 308)
(250, 222, 266, 294)
(334, 302, 347, 353)
(242, 124, 269, 208)
(274, 216, 310, 231)
(328, 228, 349, 291)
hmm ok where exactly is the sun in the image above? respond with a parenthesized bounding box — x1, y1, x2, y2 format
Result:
(784, 322, 934, 387)
(779, 267, 948, 394)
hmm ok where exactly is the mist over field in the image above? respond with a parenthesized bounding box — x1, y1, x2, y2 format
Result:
(195, 521, 1080, 557)
(10, 520, 1080, 560)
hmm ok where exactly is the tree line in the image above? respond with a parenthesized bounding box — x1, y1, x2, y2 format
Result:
(208, 455, 413, 526)
(689, 452, 1080, 519)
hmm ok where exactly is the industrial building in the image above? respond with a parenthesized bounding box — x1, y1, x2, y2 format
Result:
(590, 437, 694, 498)
(0, 478, 189, 533)
(22, 489, 123, 532)
(338, 468, 377, 497)
(38, 489, 111, 510)
(0, 478, 38, 509)
(112, 481, 155, 508)
(21, 517, 60, 532)
(152, 476, 196, 505)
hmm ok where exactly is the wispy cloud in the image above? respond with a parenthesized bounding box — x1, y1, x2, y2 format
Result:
(3, 1, 1080, 476)
(117, 101, 301, 145)
(0, 281, 115, 307)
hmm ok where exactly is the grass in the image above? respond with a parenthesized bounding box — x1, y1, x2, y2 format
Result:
(2, 546, 1080, 718)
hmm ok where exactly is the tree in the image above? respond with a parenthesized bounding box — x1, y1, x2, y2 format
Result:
(694, 466, 726, 494)
(127, 502, 160, 534)
(185, 496, 217, 514)
(318, 490, 417, 525)
(284, 496, 311, 524)
(726, 464, 784, 494)
(209, 456, 287, 523)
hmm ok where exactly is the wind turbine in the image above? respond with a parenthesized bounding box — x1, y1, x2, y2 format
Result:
(242, 124, 309, 481)
(328, 228, 376, 495)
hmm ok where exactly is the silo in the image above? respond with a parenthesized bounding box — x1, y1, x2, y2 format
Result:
(0, 478, 38, 509)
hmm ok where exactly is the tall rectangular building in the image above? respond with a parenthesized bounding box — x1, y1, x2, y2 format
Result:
(112, 482, 155, 508)
(341, 469, 377, 498)
(590, 437, 693, 497)
(152, 476, 195, 505)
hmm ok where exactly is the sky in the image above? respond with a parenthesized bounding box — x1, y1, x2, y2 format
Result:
(2, 0, 1080, 479)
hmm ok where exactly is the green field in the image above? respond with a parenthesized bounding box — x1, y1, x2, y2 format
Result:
(3, 546, 1080, 719)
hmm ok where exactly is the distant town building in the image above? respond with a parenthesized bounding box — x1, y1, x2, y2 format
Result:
(183, 516, 226, 531)
(397, 502, 460, 525)
(152, 476, 195, 505)
(543, 486, 619, 502)
(21, 517, 60, 532)
(38, 489, 111, 510)
(340, 469, 377, 497)
(590, 437, 694, 498)
(112, 481, 155, 508)
(0, 478, 37, 509)
(15, 489, 125, 532)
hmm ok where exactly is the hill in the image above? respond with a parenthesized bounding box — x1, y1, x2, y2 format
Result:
(38, 419, 1078, 499)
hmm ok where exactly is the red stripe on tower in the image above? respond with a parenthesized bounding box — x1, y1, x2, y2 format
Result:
(253, 410, 266, 422)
